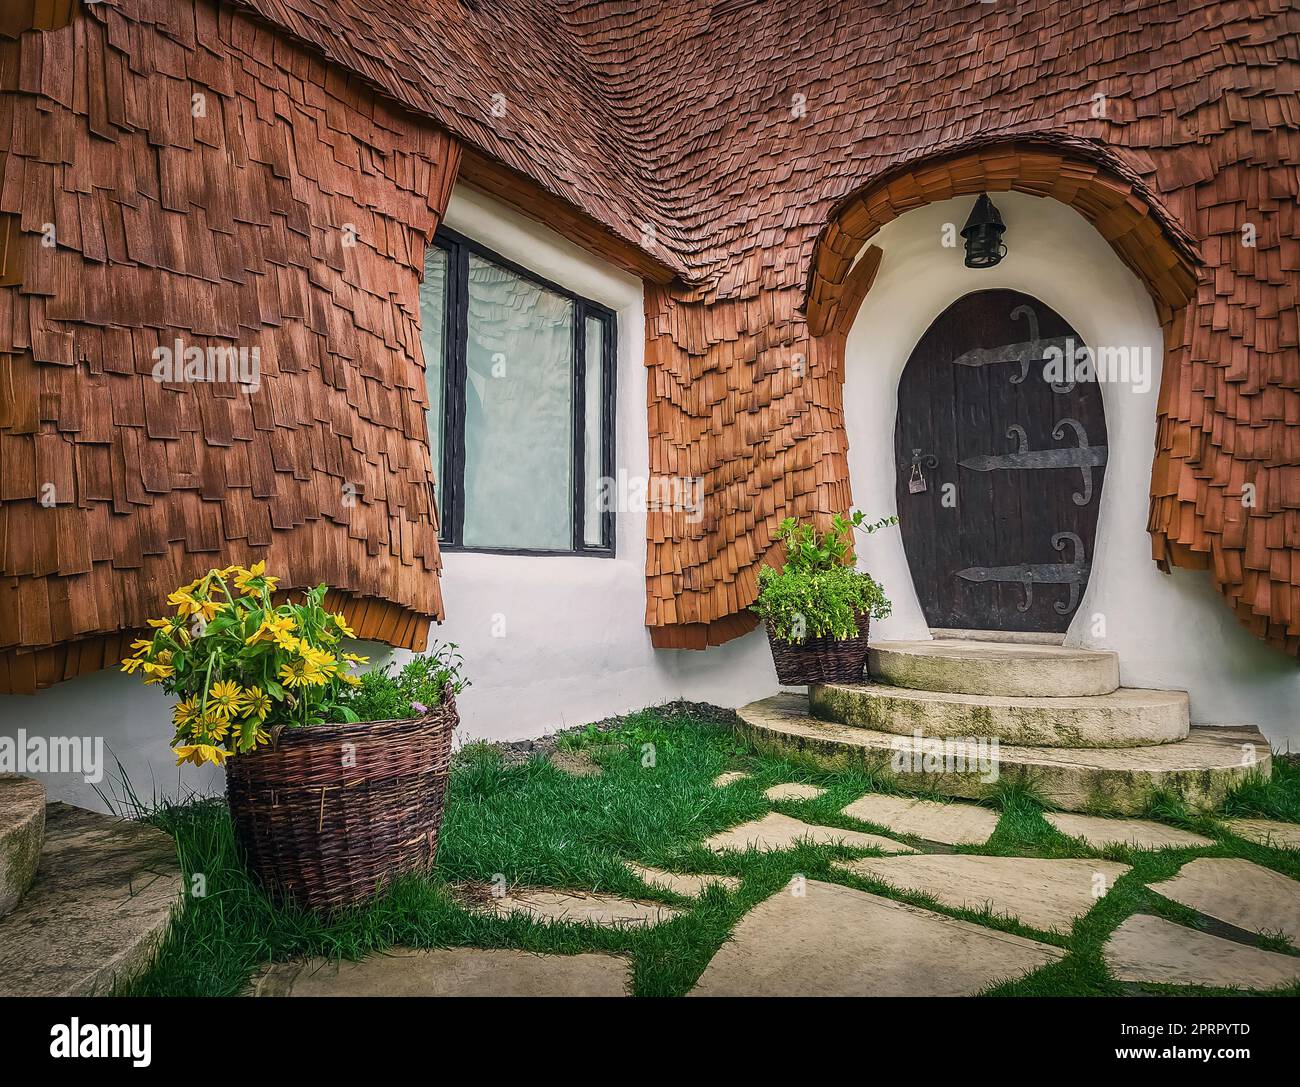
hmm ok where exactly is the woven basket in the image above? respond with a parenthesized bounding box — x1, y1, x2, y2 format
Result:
(766, 613, 871, 686)
(225, 685, 457, 913)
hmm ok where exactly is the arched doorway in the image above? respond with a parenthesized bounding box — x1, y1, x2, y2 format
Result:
(893, 289, 1107, 633)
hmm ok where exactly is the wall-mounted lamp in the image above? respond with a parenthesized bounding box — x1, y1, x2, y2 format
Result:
(961, 193, 1007, 269)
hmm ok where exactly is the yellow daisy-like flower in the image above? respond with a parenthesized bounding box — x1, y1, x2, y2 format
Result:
(245, 613, 296, 647)
(142, 651, 175, 685)
(147, 618, 174, 630)
(172, 697, 200, 730)
(200, 715, 231, 743)
(120, 655, 146, 674)
(277, 659, 313, 689)
(235, 560, 281, 596)
(342, 652, 370, 667)
(129, 638, 153, 657)
(339, 671, 361, 687)
(331, 613, 357, 639)
(206, 680, 247, 719)
(242, 686, 272, 719)
(299, 645, 337, 671)
(167, 589, 202, 616)
(174, 744, 228, 768)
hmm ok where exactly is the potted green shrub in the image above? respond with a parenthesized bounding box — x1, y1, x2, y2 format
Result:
(121, 563, 467, 912)
(750, 511, 896, 685)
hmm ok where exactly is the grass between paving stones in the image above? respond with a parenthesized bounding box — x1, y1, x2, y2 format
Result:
(125, 707, 1300, 998)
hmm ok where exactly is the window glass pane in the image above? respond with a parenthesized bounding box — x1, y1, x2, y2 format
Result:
(420, 245, 448, 525)
(583, 315, 606, 548)
(462, 253, 573, 550)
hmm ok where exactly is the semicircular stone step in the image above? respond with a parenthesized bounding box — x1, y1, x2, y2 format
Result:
(0, 775, 45, 918)
(869, 639, 1120, 697)
(738, 694, 1268, 815)
(810, 682, 1188, 748)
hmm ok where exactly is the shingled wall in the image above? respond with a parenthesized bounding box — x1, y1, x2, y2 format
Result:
(0, 0, 459, 692)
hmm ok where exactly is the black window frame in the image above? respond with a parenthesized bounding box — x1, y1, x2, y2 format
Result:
(425, 226, 618, 558)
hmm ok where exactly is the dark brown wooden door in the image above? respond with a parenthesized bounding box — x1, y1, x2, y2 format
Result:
(894, 289, 1107, 633)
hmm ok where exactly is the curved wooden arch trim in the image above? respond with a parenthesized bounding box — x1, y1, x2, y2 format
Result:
(805, 143, 1199, 340)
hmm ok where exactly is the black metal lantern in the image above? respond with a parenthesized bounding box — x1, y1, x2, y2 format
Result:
(961, 193, 1007, 268)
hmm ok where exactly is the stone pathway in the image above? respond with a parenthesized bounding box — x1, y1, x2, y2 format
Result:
(764, 782, 827, 801)
(1223, 817, 1300, 851)
(690, 878, 1063, 996)
(626, 863, 741, 897)
(1149, 859, 1300, 943)
(256, 948, 630, 997)
(242, 781, 1300, 997)
(1103, 914, 1300, 990)
(475, 889, 681, 928)
(842, 793, 1000, 845)
(702, 812, 917, 854)
(712, 771, 749, 787)
(835, 855, 1129, 933)
(1044, 812, 1213, 850)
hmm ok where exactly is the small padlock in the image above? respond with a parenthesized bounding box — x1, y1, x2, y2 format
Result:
(908, 462, 927, 494)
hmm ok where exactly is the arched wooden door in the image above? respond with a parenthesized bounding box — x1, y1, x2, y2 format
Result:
(894, 289, 1107, 633)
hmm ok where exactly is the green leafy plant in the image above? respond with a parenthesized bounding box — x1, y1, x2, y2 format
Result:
(750, 511, 897, 643)
(342, 643, 469, 723)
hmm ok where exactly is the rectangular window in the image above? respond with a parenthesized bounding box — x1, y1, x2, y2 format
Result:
(421, 228, 616, 555)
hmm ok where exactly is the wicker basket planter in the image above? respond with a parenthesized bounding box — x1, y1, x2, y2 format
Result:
(225, 686, 457, 912)
(766, 613, 871, 686)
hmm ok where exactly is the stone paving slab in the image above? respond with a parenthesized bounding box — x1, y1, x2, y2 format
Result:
(626, 862, 741, 897)
(1222, 818, 1300, 851)
(477, 889, 681, 928)
(1045, 812, 1213, 850)
(1149, 859, 1300, 943)
(255, 947, 630, 997)
(841, 793, 1000, 845)
(690, 878, 1063, 996)
(764, 782, 827, 802)
(0, 803, 181, 997)
(702, 812, 917, 854)
(712, 771, 750, 787)
(1103, 914, 1300, 991)
(835, 855, 1129, 933)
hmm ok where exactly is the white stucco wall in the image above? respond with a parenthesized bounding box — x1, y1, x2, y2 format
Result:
(844, 191, 1300, 749)
(0, 184, 778, 811)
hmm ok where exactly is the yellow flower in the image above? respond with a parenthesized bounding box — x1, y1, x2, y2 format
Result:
(235, 560, 280, 595)
(331, 613, 357, 639)
(174, 744, 228, 768)
(201, 715, 231, 743)
(242, 686, 272, 719)
(278, 659, 313, 689)
(129, 638, 153, 657)
(245, 613, 296, 647)
(339, 672, 361, 687)
(120, 655, 145, 674)
(206, 680, 247, 719)
(172, 697, 200, 729)
(342, 652, 369, 667)
(147, 618, 174, 630)
(142, 651, 175, 685)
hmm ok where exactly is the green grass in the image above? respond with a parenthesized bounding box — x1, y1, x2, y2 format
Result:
(124, 707, 1300, 997)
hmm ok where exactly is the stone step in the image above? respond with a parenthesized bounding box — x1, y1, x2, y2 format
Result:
(0, 775, 44, 918)
(811, 681, 1188, 748)
(0, 802, 181, 996)
(930, 628, 1064, 646)
(869, 639, 1120, 697)
(738, 694, 1270, 815)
